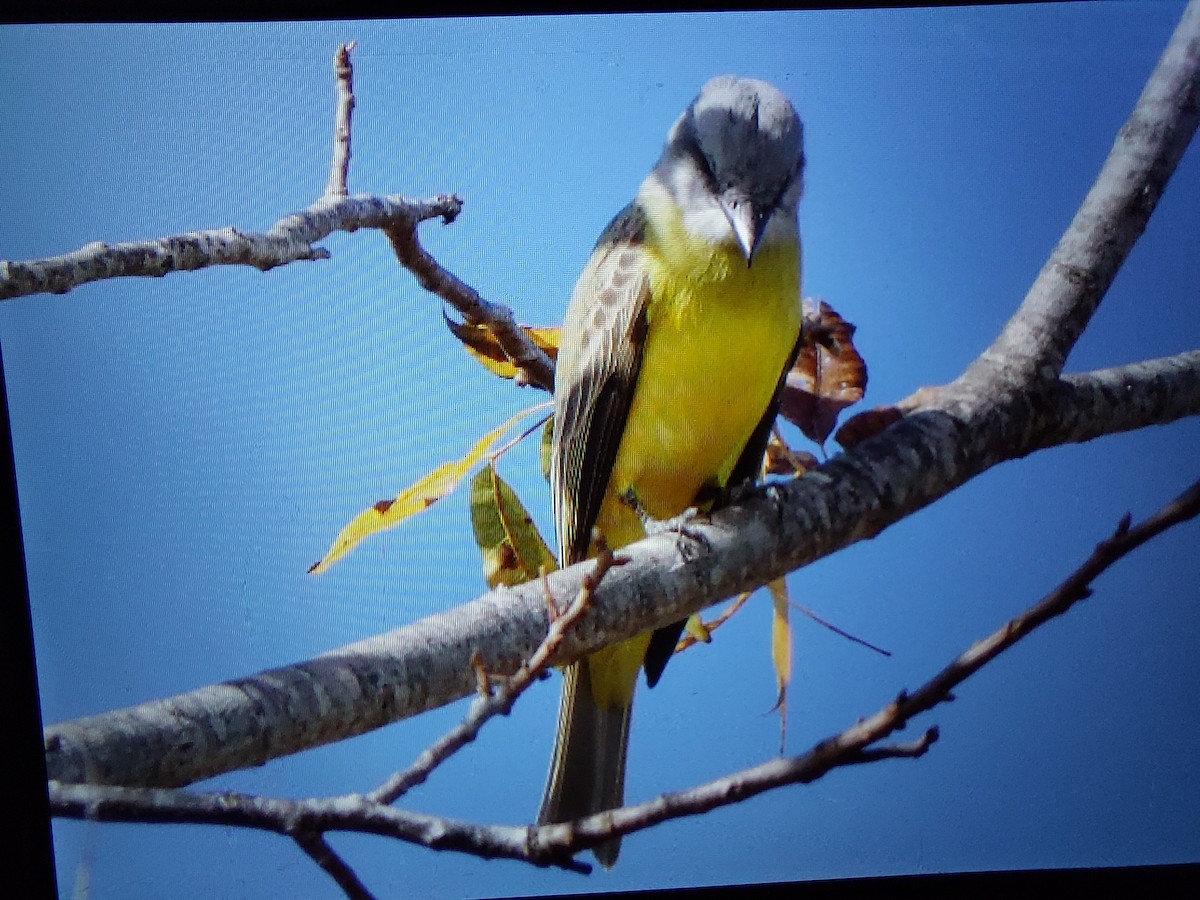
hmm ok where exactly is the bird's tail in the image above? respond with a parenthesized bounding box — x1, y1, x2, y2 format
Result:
(538, 658, 632, 868)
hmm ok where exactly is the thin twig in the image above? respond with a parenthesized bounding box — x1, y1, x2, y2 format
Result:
(384, 223, 556, 390)
(47, 780, 591, 875)
(890, 478, 1200, 714)
(842, 728, 939, 765)
(1, 37, 459, 302)
(790, 599, 891, 657)
(293, 830, 376, 900)
(324, 42, 358, 199)
(488, 403, 554, 462)
(368, 537, 620, 805)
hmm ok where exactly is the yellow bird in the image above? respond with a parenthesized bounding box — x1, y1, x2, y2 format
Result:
(539, 75, 805, 867)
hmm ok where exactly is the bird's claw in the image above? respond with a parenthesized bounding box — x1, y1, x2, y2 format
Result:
(620, 488, 712, 561)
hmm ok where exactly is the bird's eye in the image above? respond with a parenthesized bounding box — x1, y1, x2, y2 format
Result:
(696, 151, 722, 192)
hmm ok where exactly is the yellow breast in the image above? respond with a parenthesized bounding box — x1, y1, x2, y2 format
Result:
(596, 193, 802, 551)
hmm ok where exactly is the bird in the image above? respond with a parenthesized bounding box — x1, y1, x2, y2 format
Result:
(539, 75, 806, 867)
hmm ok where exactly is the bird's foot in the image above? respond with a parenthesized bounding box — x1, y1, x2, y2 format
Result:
(620, 488, 712, 561)
(725, 479, 762, 505)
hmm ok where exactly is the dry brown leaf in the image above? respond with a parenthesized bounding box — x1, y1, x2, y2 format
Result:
(779, 299, 867, 446)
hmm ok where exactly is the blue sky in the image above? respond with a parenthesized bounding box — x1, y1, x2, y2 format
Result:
(2, 3, 1199, 897)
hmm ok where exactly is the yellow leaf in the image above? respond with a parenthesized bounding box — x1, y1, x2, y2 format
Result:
(470, 463, 557, 588)
(445, 316, 561, 380)
(309, 405, 545, 575)
(674, 591, 752, 653)
(683, 614, 711, 644)
(768, 578, 792, 753)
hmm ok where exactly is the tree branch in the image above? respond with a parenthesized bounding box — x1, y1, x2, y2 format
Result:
(293, 832, 375, 900)
(1037, 351, 1200, 450)
(970, 0, 1200, 387)
(530, 477, 1200, 858)
(0, 194, 462, 301)
(43, 347, 1200, 788)
(47, 780, 590, 875)
(0, 40, 557, 396)
(384, 222, 556, 390)
(48, 478, 1199, 870)
(368, 539, 617, 805)
(324, 42, 357, 199)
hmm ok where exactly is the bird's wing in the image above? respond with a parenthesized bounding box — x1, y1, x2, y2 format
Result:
(552, 202, 652, 566)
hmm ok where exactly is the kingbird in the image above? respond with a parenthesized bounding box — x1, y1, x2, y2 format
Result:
(539, 75, 805, 867)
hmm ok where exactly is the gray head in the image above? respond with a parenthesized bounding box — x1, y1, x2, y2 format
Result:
(657, 75, 805, 261)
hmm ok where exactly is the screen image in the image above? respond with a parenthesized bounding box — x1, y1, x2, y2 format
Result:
(3, 4, 1199, 898)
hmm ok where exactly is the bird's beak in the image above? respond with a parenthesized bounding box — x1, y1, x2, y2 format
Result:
(720, 192, 772, 265)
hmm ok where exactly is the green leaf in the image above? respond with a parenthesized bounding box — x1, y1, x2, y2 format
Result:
(470, 463, 557, 588)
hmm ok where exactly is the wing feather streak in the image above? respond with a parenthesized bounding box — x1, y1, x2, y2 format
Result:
(551, 204, 652, 565)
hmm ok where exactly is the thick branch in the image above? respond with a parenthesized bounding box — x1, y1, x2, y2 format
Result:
(923, 350, 1200, 478)
(48, 478, 1199, 868)
(0, 194, 462, 301)
(1037, 351, 1200, 450)
(972, 0, 1200, 387)
(43, 352, 1200, 788)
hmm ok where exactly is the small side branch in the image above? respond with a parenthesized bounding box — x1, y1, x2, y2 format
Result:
(369, 541, 618, 805)
(293, 831, 375, 900)
(384, 222, 556, 390)
(843, 730, 939, 765)
(324, 42, 358, 199)
(897, 477, 1200, 710)
(0, 41, 458, 304)
(47, 781, 590, 875)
